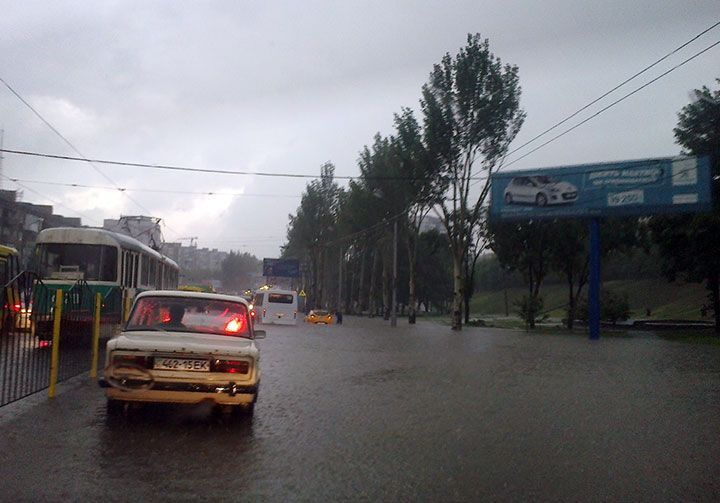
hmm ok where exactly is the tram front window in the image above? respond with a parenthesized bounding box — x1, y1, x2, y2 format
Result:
(39, 244, 118, 281)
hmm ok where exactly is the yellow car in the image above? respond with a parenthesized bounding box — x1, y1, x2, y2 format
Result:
(304, 309, 333, 325)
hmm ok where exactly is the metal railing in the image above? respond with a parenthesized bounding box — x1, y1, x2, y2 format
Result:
(1, 274, 107, 407)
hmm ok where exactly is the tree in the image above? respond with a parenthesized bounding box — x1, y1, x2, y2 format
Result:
(487, 219, 551, 328)
(421, 33, 525, 330)
(284, 162, 343, 309)
(220, 251, 262, 292)
(649, 80, 720, 334)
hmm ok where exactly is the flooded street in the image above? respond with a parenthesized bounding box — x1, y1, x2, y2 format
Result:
(1, 318, 719, 501)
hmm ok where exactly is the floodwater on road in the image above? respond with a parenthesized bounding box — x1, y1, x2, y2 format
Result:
(1, 317, 719, 501)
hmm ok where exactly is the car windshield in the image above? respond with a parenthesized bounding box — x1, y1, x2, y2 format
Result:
(312, 310, 329, 316)
(125, 296, 251, 338)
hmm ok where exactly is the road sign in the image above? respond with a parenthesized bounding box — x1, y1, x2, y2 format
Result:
(490, 155, 712, 220)
(263, 258, 300, 278)
(298, 289, 306, 297)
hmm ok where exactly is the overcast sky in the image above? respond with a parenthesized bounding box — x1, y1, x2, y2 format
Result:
(1, 0, 718, 258)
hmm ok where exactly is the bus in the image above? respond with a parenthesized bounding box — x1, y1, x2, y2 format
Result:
(252, 288, 298, 325)
(34, 227, 179, 335)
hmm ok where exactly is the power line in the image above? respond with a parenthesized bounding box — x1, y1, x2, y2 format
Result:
(501, 39, 720, 170)
(4, 177, 302, 198)
(0, 148, 485, 181)
(503, 20, 720, 161)
(0, 77, 159, 219)
(3, 175, 102, 225)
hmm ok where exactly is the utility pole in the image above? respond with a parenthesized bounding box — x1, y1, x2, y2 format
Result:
(391, 218, 398, 327)
(337, 247, 343, 312)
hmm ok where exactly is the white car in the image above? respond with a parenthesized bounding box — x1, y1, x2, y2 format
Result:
(503, 175, 578, 206)
(100, 290, 264, 415)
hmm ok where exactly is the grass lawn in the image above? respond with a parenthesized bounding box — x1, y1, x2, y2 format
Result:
(470, 278, 709, 320)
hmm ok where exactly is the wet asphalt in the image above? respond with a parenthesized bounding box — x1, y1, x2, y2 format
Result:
(1, 317, 719, 502)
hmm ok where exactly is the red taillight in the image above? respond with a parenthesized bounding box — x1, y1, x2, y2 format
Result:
(38, 340, 51, 348)
(13, 303, 21, 313)
(262, 308, 266, 318)
(250, 310, 256, 318)
(225, 317, 245, 334)
(214, 360, 249, 374)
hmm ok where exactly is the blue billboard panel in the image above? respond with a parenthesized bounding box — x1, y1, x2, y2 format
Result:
(490, 156, 712, 220)
(263, 258, 300, 278)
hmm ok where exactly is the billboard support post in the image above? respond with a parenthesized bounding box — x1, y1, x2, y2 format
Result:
(588, 219, 601, 341)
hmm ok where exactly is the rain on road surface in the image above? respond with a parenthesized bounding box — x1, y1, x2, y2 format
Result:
(1, 317, 719, 501)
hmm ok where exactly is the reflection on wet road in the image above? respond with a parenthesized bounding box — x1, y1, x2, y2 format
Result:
(1, 318, 720, 501)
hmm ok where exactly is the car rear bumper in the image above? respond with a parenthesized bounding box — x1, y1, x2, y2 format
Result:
(100, 378, 258, 405)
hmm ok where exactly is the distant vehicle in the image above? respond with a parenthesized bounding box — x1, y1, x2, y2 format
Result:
(304, 309, 333, 325)
(33, 227, 180, 339)
(503, 176, 578, 206)
(178, 284, 216, 293)
(0, 245, 21, 334)
(100, 290, 265, 415)
(252, 288, 298, 325)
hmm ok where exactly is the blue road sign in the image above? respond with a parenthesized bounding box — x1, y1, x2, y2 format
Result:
(263, 258, 300, 278)
(490, 155, 712, 220)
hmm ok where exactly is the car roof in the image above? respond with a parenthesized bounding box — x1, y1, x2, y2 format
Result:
(136, 290, 249, 306)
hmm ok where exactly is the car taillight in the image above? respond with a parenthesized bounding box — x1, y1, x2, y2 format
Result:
(225, 317, 246, 334)
(294, 311, 297, 319)
(112, 354, 152, 368)
(213, 360, 249, 374)
(13, 303, 21, 312)
(263, 308, 266, 318)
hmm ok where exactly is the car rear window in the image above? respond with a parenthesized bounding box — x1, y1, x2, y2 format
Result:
(126, 296, 251, 337)
(268, 293, 294, 304)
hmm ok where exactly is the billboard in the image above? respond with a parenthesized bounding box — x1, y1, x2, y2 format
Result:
(262, 258, 300, 278)
(490, 155, 712, 220)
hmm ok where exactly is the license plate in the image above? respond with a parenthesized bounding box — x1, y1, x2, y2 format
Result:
(153, 358, 210, 372)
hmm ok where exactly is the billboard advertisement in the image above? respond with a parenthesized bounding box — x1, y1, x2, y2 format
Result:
(490, 155, 712, 220)
(263, 258, 300, 278)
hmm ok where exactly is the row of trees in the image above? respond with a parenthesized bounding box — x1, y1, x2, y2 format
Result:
(283, 28, 719, 333)
(283, 34, 525, 329)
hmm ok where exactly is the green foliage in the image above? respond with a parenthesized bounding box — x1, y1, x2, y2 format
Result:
(648, 79, 720, 333)
(220, 251, 262, 292)
(578, 290, 630, 325)
(421, 33, 526, 329)
(415, 230, 453, 311)
(514, 295, 546, 328)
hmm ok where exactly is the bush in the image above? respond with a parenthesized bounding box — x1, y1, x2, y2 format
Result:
(514, 295, 546, 328)
(578, 290, 631, 325)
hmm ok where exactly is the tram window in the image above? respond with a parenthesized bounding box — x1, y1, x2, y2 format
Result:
(39, 244, 117, 281)
(100, 246, 118, 281)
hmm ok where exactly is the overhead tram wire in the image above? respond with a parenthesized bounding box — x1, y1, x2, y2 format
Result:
(466, 36, 720, 193)
(0, 77, 183, 236)
(0, 148, 486, 182)
(4, 177, 302, 198)
(499, 19, 720, 162)
(2, 174, 101, 226)
(499, 38, 720, 171)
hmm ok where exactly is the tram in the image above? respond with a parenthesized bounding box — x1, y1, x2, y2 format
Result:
(33, 227, 179, 338)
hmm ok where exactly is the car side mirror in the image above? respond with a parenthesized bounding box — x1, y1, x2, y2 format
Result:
(254, 330, 266, 339)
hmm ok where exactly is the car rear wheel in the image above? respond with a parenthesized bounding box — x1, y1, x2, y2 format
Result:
(536, 193, 547, 206)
